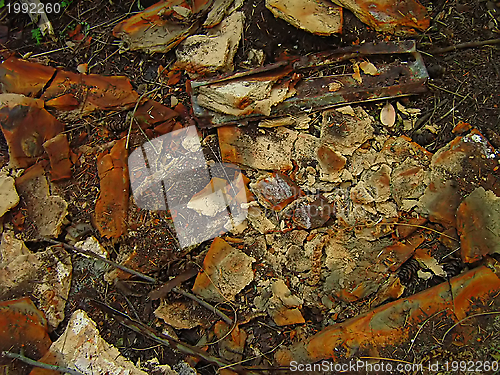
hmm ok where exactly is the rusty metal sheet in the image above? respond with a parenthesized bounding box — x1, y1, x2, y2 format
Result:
(292, 40, 417, 70)
(331, 0, 430, 35)
(276, 257, 500, 365)
(113, 0, 212, 53)
(190, 41, 428, 128)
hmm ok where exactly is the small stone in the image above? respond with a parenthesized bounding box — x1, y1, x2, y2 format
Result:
(251, 172, 302, 211)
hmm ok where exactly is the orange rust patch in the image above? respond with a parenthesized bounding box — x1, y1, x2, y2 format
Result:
(425, 180, 462, 228)
(0, 56, 56, 96)
(399, 166, 424, 177)
(0, 95, 64, 168)
(0, 57, 139, 115)
(452, 121, 472, 134)
(94, 138, 129, 238)
(317, 144, 346, 173)
(332, 0, 430, 35)
(276, 261, 500, 365)
(252, 172, 302, 211)
(217, 126, 241, 164)
(43, 134, 73, 182)
(132, 99, 178, 129)
(395, 217, 428, 239)
(112, 0, 205, 53)
(382, 232, 425, 272)
(0, 297, 51, 361)
(457, 187, 500, 263)
(192, 237, 255, 302)
(113, 0, 188, 36)
(43, 70, 139, 115)
(154, 120, 177, 136)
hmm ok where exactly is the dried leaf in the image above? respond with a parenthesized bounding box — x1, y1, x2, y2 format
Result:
(414, 248, 446, 277)
(425, 124, 439, 134)
(77, 63, 88, 74)
(359, 60, 379, 75)
(380, 102, 396, 127)
(397, 101, 420, 116)
(351, 62, 362, 84)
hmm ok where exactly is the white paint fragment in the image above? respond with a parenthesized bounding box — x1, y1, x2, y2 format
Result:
(36, 310, 148, 375)
(0, 174, 19, 217)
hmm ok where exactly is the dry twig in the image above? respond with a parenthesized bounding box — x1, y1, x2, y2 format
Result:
(442, 311, 500, 343)
(1, 351, 84, 375)
(428, 38, 500, 54)
(90, 300, 257, 374)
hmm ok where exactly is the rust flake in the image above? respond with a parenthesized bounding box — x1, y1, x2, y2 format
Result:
(94, 138, 129, 239)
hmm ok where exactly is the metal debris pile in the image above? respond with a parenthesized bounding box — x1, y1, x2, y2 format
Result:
(1, 0, 500, 374)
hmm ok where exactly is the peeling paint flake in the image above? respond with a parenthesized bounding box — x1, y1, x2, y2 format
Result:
(0, 297, 51, 365)
(95, 138, 129, 239)
(32, 310, 148, 375)
(218, 124, 298, 170)
(0, 233, 72, 329)
(176, 12, 244, 77)
(0, 94, 64, 168)
(192, 237, 255, 302)
(15, 163, 69, 239)
(0, 57, 140, 116)
(331, 0, 430, 35)
(266, 0, 343, 36)
(457, 187, 500, 263)
(113, 0, 211, 53)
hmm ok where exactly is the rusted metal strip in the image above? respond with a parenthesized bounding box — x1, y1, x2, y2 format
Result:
(190, 41, 428, 128)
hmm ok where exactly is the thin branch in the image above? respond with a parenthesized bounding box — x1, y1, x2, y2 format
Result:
(428, 38, 500, 54)
(173, 287, 233, 325)
(219, 340, 285, 370)
(405, 309, 449, 355)
(1, 351, 84, 375)
(44, 239, 157, 283)
(379, 222, 459, 241)
(434, 93, 471, 123)
(30, 46, 70, 58)
(427, 83, 466, 98)
(89, 300, 258, 375)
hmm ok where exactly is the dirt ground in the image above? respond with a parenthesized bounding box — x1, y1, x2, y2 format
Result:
(1, 0, 500, 374)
